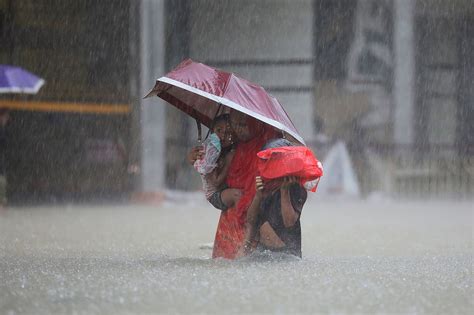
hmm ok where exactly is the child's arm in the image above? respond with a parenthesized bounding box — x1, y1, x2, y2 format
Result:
(280, 176, 306, 228)
(237, 176, 264, 257)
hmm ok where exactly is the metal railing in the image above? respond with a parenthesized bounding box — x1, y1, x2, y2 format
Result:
(308, 140, 473, 199)
(365, 144, 473, 199)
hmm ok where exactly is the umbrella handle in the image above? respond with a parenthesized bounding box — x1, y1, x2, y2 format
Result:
(196, 119, 202, 144)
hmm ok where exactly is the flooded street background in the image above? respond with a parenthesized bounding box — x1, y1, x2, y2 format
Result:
(0, 195, 472, 314)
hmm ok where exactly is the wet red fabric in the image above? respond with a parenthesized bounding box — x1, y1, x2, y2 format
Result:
(257, 146, 323, 190)
(212, 126, 277, 259)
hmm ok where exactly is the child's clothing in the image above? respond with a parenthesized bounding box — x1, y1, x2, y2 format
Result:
(194, 133, 221, 176)
(194, 133, 227, 209)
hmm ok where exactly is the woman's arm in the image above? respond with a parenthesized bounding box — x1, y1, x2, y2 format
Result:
(280, 177, 301, 228)
(209, 149, 235, 187)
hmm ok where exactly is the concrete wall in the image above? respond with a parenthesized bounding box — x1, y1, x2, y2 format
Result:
(188, 0, 315, 140)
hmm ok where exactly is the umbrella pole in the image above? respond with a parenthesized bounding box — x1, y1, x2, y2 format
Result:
(195, 119, 202, 144)
(201, 103, 223, 143)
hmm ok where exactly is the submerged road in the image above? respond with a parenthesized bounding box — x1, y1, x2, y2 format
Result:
(0, 194, 472, 314)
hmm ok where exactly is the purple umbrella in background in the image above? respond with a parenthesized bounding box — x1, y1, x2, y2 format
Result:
(0, 65, 45, 94)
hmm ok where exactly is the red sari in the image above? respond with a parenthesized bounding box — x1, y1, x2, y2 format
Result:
(212, 123, 276, 259)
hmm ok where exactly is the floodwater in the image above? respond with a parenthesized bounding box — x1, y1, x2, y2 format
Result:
(0, 194, 472, 314)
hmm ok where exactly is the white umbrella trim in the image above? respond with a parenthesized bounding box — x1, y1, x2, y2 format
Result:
(156, 76, 305, 145)
(0, 78, 45, 94)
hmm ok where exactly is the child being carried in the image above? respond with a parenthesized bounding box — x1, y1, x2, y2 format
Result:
(194, 114, 241, 210)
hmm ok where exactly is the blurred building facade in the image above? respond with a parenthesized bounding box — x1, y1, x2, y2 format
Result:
(0, 0, 133, 203)
(138, 0, 474, 199)
(0, 0, 472, 203)
(314, 0, 473, 198)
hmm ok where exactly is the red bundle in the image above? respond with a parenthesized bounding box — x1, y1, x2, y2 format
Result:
(257, 146, 323, 192)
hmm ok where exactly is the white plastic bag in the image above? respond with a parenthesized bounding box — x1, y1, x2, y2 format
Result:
(193, 133, 221, 174)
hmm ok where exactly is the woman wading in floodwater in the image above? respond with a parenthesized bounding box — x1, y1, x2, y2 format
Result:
(189, 110, 278, 259)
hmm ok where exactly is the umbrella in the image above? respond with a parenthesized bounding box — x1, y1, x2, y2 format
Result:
(145, 59, 305, 145)
(0, 65, 45, 94)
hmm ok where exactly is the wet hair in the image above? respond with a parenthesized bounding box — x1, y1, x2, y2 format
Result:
(211, 113, 229, 130)
(262, 138, 293, 150)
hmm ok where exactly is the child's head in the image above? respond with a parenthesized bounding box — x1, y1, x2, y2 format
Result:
(212, 114, 232, 148)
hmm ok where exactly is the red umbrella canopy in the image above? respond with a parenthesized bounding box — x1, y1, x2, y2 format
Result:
(145, 59, 305, 145)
